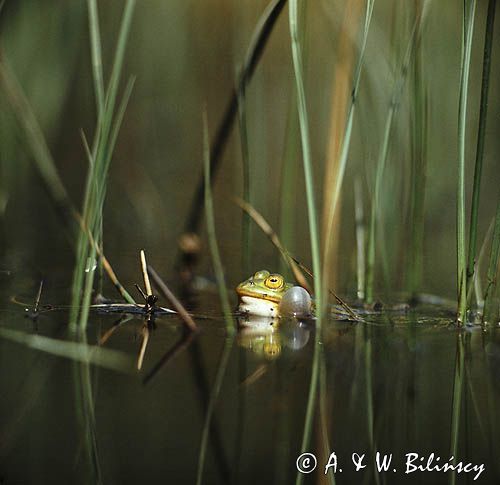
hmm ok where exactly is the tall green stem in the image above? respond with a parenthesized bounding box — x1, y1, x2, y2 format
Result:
(289, 3, 323, 484)
(365, 11, 424, 303)
(289, 0, 322, 315)
(483, 198, 500, 324)
(407, 0, 428, 296)
(466, 0, 496, 295)
(456, 0, 477, 324)
(203, 114, 235, 333)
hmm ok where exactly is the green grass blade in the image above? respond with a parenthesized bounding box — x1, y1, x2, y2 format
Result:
(76, 359, 102, 484)
(322, 0, 374, 280)
(99, 76, 135, 195)
(365, 8, 426, 303)
(279, 95, 300, 279)
(279, 0, 306, 279)
(319, 347, 335, 485)
(364, 325, 380, 485)
(449, 333, 466, 485)
(203, 114, 235, 333)
(295, 333, 320, 485)
(483, 198, 500, 324)
(236, 75, 252, 277)
(466, 0, 496, 295)
(0, 327, 131, 372)
(289, 0, 322, 315)
(70, 1, 136, 332)
(103, 0, 136, 132)
(196, 337, 234, 485)
(87, 0, 105, 117)
(456, 0, 477, 324)
(473, 217, 494, 307)
(289, 4, 323, 481)
(406, 0, 428, 297)
(0, 58, 74, 221)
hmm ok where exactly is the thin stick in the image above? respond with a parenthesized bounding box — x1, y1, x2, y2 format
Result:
(98, 315, 133, 346)
(34, 280, 44, 314)
(134, 284, 148, 302)
(143, 331, 196, 385)
(234, 197, 310, 291)
(182, 0, 287, 238)
(291, 257, 363, 322)
(147, 265, 198, 332)
(140, 249, 153, 296)
(137, 324, 150, 370)
(99, 248, 135, 303)
(240, 365, 268, 387)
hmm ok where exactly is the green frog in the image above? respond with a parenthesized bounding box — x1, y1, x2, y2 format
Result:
(236, 270, 312, 318)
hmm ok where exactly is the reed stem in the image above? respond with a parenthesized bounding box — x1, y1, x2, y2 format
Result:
(466, 0, 496, 296)
(365, 9, 425, 303)
(203, 114, 235, 334)
(289, 0, 322, 316)
(456, 0, 477, 324)
(289, 2, 324, 483)
(483, 197, 500, 324)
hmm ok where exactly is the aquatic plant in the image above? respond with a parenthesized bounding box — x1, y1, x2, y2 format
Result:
(468, 0, 497, 318)
(483, 199, 500, 324)
(203, 113, 235, 333)
(365, 6, 427, 303)
(456, 0, 477, 324)
(69, 0, 136, 332)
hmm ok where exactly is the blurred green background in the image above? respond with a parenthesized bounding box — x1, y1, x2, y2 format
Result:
(0, 0, 499, 301)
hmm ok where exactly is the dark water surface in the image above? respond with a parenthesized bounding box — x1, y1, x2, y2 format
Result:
(1, 273, 500, 485)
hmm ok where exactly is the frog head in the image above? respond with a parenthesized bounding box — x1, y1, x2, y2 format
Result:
(236, 270, 293, 317)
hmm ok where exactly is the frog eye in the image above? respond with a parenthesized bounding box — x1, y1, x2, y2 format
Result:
(264, 274, 284, 290)
(254, 270, 270, 279)
(263, 341, 281, 359)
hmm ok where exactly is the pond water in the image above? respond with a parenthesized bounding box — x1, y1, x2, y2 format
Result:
(0, 272, 500, 485)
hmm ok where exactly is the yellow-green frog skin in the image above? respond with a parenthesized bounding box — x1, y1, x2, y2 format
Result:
(236, 270, 293, 317)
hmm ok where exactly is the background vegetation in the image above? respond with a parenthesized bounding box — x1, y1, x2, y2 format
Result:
(1, 0, 499, 308)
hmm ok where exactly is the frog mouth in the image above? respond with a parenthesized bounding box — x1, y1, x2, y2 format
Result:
(235, 288, 282, 304)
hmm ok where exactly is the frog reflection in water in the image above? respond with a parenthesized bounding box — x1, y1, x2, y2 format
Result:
(237, 315, 312, 359)
(236, 270, 312, 318)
